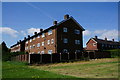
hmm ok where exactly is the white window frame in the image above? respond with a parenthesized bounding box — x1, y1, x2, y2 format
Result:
(63, 38, 68, 43)
(30, 39, 32, 42)
(75, 50, 80, 53)
(42, 42, 44, 46)
(37, 43, 40, 47)
(93, 43, 96, 46)
(63, 27, 67, 32)
(48, 50, 52, 54)
(38, 51, 40, 54)
(41, 51, 44, 54)
(51, 39, 54, 44)
(48, 29, 52, 35)
(42, 33, 45, 38)
(47, 40, 50, 45)
(37, 35, 40, 38)
(75, 40, 80, 44)
(74, 29, 80, 34)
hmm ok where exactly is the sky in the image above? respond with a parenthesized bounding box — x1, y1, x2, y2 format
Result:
(1, 2, 118, 48)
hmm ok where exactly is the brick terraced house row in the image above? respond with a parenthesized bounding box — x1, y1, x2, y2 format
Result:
(10, 14, 85, 54)
(86, 36, 120, 51)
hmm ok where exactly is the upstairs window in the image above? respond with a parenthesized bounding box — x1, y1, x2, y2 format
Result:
(33, 37, 35, 40)
(26, 41, 28, 44)
(74, 29, 80, 34)
(63, 38, 68, 43)
(30, 39, 32, 42)
(63, 27, 67, 32)
(51, 39, 54, 44)
(48, 50, 52, 54)
(93, 43, 96, 46)
(42, 33, 45, 38)
(47, 40, 50, 45)
(37, 43, 40, 47)
(63, 49, 68, 53)
(75, 40, 80, 44)
(42, 42, 44, 46)
(48, 29, 52, 35)
(30, 45, 32, 49)
(37, 35, 40, 38)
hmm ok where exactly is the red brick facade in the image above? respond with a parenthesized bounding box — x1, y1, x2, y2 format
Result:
(86, 36, 120, 51)
(10, 14, 85, 54)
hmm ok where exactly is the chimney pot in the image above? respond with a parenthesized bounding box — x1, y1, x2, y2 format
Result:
(28, 35, 30, 38)
(24, 37, 26, 40)
(112, 39, 114, 42)
(19, 40, 21, 42)
(40, 29, 43, 32)
(95, 36, 98, 39)
(53, 21, 57, 25)
(34, 32, 37, 35)
(105, 37, 107, 41)
(64, 14, 69, 19)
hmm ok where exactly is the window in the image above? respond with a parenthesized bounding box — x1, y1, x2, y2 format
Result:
(41, 51, 44, 54)
(37, 43, 40, 47)
(74, 29, 80, 34)
(32, 45, 35, 48)
(47, 40, 50, 45)
(63, 38, 68, 43)
(75, 40, 80, 44)
(26, 41, 28, 44)
(63, 49, 68, 53)
(48, 50, 52, 54)
(42, 33, 45, 38)
(42, 42, 44, 46)
(25, 47, 28, 50)
(93, 43, 96, 46)
(48, 29, 52, 35)
(33, 37, 35, 40)
(37, 35, 40, 38)
(30, 39, 32, 42)
(30, 45, 32, 49)
(75, 50, 80, 53)
(63, 27, 67, 32)
(51, 39, 54, 44)
(38, 51, 40, 54)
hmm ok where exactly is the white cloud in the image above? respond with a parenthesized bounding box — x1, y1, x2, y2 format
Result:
(20, 30, 27, 36)
(98, 29, 118, 40)
(83, 30, 91, 36)
(0, 27, 18, 37)
(94, 29, 107, 34)
(27, 28, 40, 35)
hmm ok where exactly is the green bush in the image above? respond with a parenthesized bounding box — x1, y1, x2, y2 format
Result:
(106, 49, 120, 58)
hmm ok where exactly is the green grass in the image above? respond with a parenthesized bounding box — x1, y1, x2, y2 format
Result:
(2, 61, 77, 78)
(30, 58, 119, 78)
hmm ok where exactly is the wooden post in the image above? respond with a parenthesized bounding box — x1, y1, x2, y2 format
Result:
(75, 52, 77, 60)
(51, 54, 52, 63)
(68, 52, 69, 61)
(28, 54, 30, 64)
(60, 53, 61, 62)
(40, 54, 42, 63)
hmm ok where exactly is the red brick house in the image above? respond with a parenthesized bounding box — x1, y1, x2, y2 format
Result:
(86, 36, 120, 51)
(10, 14, 85, 54)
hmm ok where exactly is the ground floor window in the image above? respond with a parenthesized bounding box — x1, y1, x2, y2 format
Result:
(41, 51, 44, 54)
(63, 49, 68, 53)
(48, 50, 52, 54)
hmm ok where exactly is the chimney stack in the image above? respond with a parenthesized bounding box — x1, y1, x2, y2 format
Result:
(19, 40, 21, 43)
(28, 35, 30, 38)
(95, 36, 98, 39)
(53, 21, 57, 25)
(105, 37, 107, 41)
(34, 32, 37, 35)
(40, 29, 43, 32)
(112, 39, 114, 42)
(24, 37, 26, 40)
(64, 14, 69, 20)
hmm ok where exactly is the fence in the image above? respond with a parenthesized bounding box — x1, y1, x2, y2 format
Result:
(11, 51, 111, 64)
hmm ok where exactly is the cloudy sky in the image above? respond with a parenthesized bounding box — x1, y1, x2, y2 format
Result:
(1, 2, 118, 48)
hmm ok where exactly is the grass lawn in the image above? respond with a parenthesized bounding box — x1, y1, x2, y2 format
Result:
(2, 61, 78, 78)
(29, 58, 119, 78)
